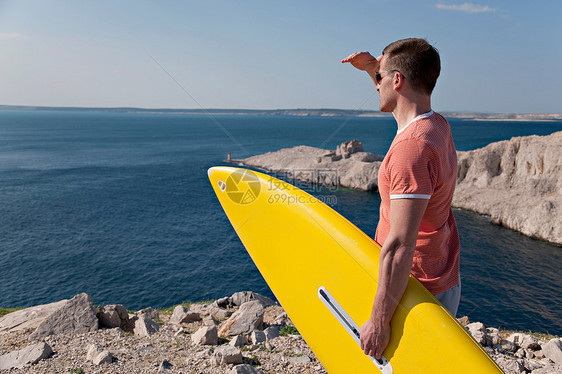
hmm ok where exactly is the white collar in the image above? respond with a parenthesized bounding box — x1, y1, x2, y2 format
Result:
(397, 110, 434, 134)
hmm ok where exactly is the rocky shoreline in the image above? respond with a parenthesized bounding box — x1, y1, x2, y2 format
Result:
(234, 131, 562, 246)
(1, 292, 561, 373)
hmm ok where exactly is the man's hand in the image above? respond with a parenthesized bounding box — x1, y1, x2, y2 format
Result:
(341, 51, 380, 72)
(360, 317, 391, 360)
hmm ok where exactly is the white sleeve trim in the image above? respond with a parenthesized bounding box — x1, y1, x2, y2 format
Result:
(390, 194, 431, 200)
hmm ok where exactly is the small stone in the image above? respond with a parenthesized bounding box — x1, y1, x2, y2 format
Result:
(158, 359, 172, 373)
(0, 342, 53, 370)
(251, 330, 266, 344)
(457, 316, 470, 327)
(133, 315, 160, 337)
(204, 315, 218, 326)
(466, 322, 486, 345)
(228, 364, 264, 374)
(229, 335, 248, 348)
(86, 343, 113, 365)
(486, 327, 501, 346)
(216, 297, 230, 308)
(208, 305, 233, 320)
(174, 327, 185, 337)
(169, 305, 201, 324)
(211, 345, 243, 365)
(264, 325, 280, 341)
(191, 325, 218, 345)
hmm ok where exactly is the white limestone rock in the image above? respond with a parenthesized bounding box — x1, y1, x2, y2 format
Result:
(466, 322, 487, 345)
(0, 300, 67, 334)
(211, 345, 243, 365)
(86, 343, 113, 365)
(97, 304, 130, 330)
(218, 300, 265, 337)
(229, 334, 248, 347)
(250, 330, 266, 344)
(454, 131, 562, 245)
(191, 325, 218, 345)
(0, 342, 53, 370)
(230, 291, 276, 308)
(541, 338, 562, 365)
(29, 293, 98, 340)
(133, 315, 160, 337)
(169, 305, 201, 325)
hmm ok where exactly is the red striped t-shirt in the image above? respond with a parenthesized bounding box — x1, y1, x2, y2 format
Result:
(375, 111, 460, 295)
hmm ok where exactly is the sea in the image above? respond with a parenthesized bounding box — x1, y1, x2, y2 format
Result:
(0, 109, 561, 335)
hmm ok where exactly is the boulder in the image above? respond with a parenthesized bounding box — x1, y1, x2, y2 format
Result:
(169, 305, 201, 325)
(29, 293, 98, 340)
(133, 315, 160, 337)
(191, 325, 218, 345)
(211, 345, 243, 365)
(0, 300, 67, 334)
(86, 343, 113, 365)
(136, 307, 159, 320)
(97, 304, 130, 330)
(466, 322, 486, 345)
(0, 342, 53, 370)
(541, 338, 562, 364)
(218, 300, 264, 337)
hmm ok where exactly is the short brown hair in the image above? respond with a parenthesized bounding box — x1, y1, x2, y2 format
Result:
(382, 38, 441, 95)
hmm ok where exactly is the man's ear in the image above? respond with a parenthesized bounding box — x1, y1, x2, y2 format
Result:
(393, 72, 404, 89)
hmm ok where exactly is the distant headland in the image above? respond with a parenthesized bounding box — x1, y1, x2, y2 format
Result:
(1, 105, 561, 122)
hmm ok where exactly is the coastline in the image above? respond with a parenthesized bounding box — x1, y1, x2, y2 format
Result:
(1, 104, 561, 122)
(1, 292, 561, 373)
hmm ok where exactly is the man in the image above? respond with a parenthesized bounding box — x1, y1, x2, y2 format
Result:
(342, 38, 461, 360)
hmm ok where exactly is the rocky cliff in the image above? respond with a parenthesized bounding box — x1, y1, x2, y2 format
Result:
(234, 132, 562, 245)
(454, 131, 561, 246)
(238, 140, 383, 191)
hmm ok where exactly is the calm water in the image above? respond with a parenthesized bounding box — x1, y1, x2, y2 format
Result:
(0, 110, 560, 335)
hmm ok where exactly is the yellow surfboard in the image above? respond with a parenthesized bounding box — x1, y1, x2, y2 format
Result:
(208, 166, 503, 373)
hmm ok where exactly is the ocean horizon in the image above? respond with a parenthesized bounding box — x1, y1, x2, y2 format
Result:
(0, 109, 561, 335)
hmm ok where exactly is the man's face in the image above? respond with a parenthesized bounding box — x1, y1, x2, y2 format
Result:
(376, 55, 396, 113)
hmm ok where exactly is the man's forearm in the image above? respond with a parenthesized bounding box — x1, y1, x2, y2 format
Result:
(371, 238, 416, 325)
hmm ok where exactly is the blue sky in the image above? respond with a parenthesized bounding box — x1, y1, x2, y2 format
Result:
(0, 0, 560, 113)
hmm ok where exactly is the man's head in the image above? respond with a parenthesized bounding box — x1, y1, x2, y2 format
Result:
(381, 38, 441, 95)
